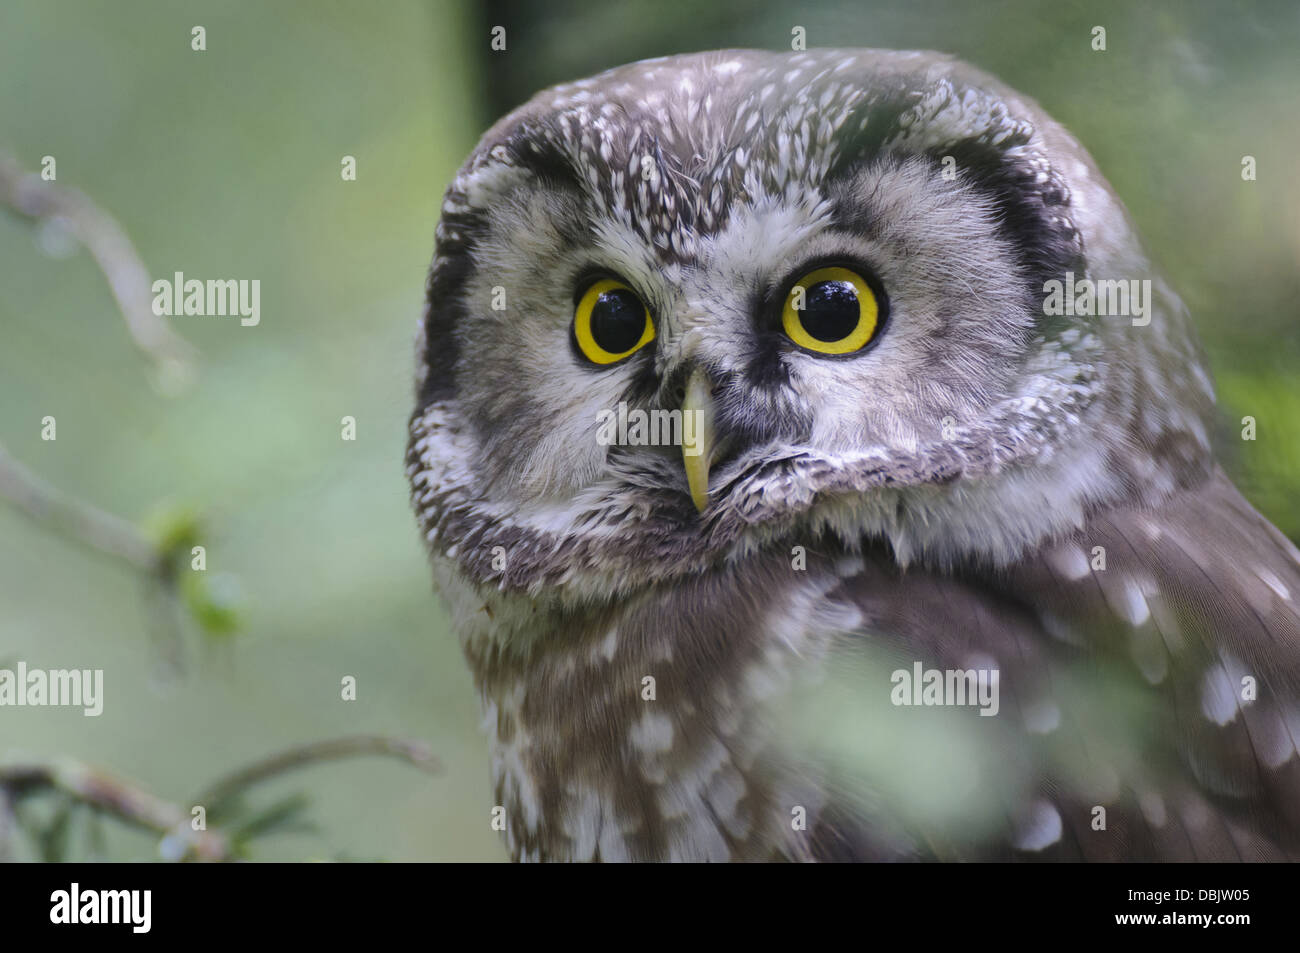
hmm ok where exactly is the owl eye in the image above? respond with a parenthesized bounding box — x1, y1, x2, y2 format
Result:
(781, 266, 882, 355)
(572, 278, 655, 365)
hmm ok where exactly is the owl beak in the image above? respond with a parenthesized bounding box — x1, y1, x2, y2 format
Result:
(681, 368, 716, 513)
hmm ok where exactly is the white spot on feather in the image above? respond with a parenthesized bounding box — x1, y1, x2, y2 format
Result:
(1138, 791, 1167, 828)
(1256, 567, 1291, 602)
(1200, 668, 1239, 726)
(1024, 698, 1061, 734)
(1046, 545, 1090, 581)
(1012, 800, 1062, 851)
(1119, 578, 1151, 627)
(630, 710, 674, 754)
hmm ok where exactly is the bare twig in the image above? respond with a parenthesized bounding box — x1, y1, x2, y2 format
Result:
(0, 759, 232, 861)
(0, 736, 442, 862)
(0, 150, 196, 378)
(0, 441, 160, 571)
(0, 150, 204, 665)
(0, 441, 194, 673)
(198, 735, 443, 807)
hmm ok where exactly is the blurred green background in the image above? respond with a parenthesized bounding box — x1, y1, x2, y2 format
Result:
(0, 0, 1295, 861)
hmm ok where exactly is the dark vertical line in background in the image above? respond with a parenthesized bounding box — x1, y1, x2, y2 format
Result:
(481, 0, 521, 119)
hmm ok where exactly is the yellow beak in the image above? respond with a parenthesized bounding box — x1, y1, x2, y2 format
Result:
(681, 368, 716, 513)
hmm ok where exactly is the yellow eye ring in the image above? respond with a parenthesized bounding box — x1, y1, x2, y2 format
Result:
(573, 278, 655, 365)
(781, 266, 880, 355)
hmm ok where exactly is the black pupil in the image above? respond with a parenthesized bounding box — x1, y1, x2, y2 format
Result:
(590, 288, 645, 353)
(801, 280, 860, 341)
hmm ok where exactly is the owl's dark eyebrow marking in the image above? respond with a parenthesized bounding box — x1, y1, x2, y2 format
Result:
(824, 137, 1085, 337)
(496, 134, 599, 250)
(923, 138, 1085, 299)
(506, 129, 583, 194)
(808, 76, 1086, 307)
(419, 248, 473, 404)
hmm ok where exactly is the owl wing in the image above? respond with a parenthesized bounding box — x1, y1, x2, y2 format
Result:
(803, 468, 1300, 861)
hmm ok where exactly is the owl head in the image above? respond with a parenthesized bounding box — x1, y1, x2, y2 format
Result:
(408, 48, 1215, 606)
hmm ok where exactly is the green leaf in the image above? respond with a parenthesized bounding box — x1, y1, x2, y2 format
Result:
(227, 792, 317, 846)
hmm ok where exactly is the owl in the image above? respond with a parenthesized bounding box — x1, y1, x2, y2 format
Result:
(406, 49, 1300, 861)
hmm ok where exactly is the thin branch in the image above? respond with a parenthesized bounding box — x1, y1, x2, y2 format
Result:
(0, 149, 196, 378)
(198, 735, 443, 807)
(0, 736, 443, 861)
(0, 441, 160, 571)
(0, 759, 232, 861)
(0, 443, 191, 673)
(0, 152, 201, 665)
